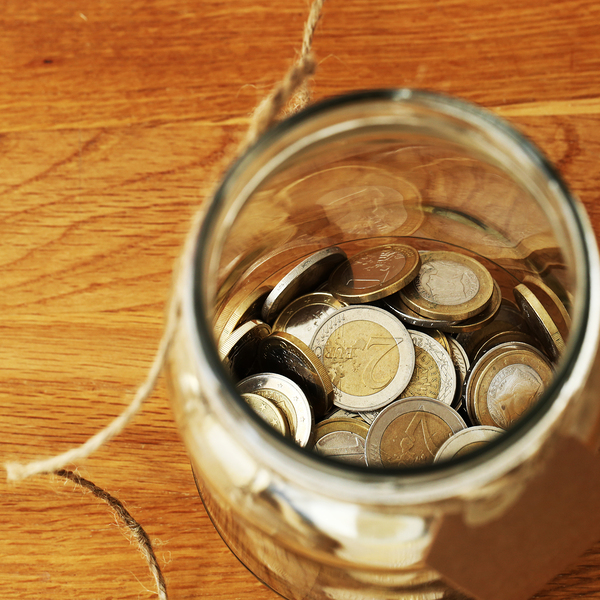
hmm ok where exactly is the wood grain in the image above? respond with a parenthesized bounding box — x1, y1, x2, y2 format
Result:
(0, 1, 599, 598)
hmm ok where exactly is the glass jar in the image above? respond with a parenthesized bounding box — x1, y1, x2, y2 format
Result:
(165, 90, 600, 600)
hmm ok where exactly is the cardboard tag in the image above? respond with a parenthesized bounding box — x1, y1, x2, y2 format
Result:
(426, 436, 600, 600)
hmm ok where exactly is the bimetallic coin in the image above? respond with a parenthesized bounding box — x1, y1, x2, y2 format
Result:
(465, 342, 553, 429)
(328, 244, 421, 304)
(434, 281, 502, 334)
(523, 275, 571, 340)
(380, 294, 462, 328)
(365, 397, 467, 467)
(272, 292, 347, 346)
(434, 426, 504, 462)
(258, 331, 334, 418)
(310, 305, 415, 412)
(261, 246, 347, 324)
(400, 251, 494, 321)
(313, 418, 370, 466)
(218, 320, 271, 381)
(217, 285, 273, 346)
(428, 329, 452, 356)
(237, 373, 314, 447)
(513, 283, 566, 361)
(400, 330, 456, 405)
(241, 393, 290, 437)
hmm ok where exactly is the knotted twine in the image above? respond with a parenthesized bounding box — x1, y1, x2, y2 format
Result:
(4, 0, 325, 482)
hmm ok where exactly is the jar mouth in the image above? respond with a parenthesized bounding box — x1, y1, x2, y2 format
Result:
(190, 89, 596, 501)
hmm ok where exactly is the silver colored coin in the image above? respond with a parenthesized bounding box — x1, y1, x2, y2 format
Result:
(403, 329, 456, 406)
(313, 418, 370, 466)
(323, 407, 368, 422)
(237, 372, 314, 447)
(358, 408, 380, 425)
(261, 247, 347, 324)
(365, 397, 467, 467)
(272, 292, 347, 346)
(310, 305, 415, 412)
(434, 426, 504, 462)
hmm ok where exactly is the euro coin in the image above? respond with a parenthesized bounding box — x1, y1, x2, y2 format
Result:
(241, 392, 291, 437)
(313, 418, 370, 466)
(513, 283, 566, 361)
(261, 246, 347, 324)
(310, 305, 415, 412)
(328, 244, 421, 304)
(272, 292, 347, 346)
(218, 319, 271, 381)
(400, 330, 456, 406)
(523, 276, 571, 340)
(466, 342, 553, 429)
(400, 251, 494, 321)
(380, 293, 462, 328)
(447, 337, 470, 408)
(365, 397, 467, 467)
(237, 372, 314, 447)
(434, 426, 504, 462)
(258, 331, 334, 418)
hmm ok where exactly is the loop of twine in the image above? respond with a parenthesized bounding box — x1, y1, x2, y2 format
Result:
(57, 469, 168, 600)
(4, 0, 325, 483)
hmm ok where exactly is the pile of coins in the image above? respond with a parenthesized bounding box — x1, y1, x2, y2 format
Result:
(215, 243, 570, 468)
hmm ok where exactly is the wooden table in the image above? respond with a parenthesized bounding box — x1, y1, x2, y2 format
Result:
(1, 1, 599, 598)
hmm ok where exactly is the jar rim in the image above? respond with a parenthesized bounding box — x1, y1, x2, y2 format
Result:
(188, 88, 598, 504)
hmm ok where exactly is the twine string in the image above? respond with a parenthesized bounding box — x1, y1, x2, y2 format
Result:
(4, 0, 325, 483)
(57, 469, 168, 600)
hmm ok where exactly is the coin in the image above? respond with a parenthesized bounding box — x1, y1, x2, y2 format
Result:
(400, 330, 456, 405)
(471, 329, 541, 364)
(434, 426, 504, 462)
(400, 251, 494, 321)
(258, 331, 334, 418)
(261, 246, 347, 324)
(241, 393, 291, 437)
(217, 285, 273, 346)
(466, 342, 554, 429)
(513, 283, 566, 361)
(380, 293, 462, 328)
(365, 397, 467, 467)
(433, 280, 502, 334)
(218, 319, 271, 381)
(322, 407, 368, 422)
(313, 418, 370, 466)
(272, 292, 347, 346)
(523, 276, 571, 340)
(447, 337, 470, 408)
(328, 244, 421, 304)
(237, 372, 314, 447)
(310, 305, 415, 412)
(428, 329, 452, 356)
(455, 297, 528, 358)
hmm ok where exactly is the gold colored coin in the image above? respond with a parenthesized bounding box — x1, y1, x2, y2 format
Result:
(258, 331, 334, 418)
(217, 285, 273, 346)
(400, 251, 494, 321)
(523, 276, 571, 340)
(218, 319, 271, 381)
(471, 329, 541, 364)
(513, 283, 565, 361)
(328, 244, 421, 304)
(313, 418, 370, 466)
(428, 330, 451, 355)
(241, 393, 290, 437)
